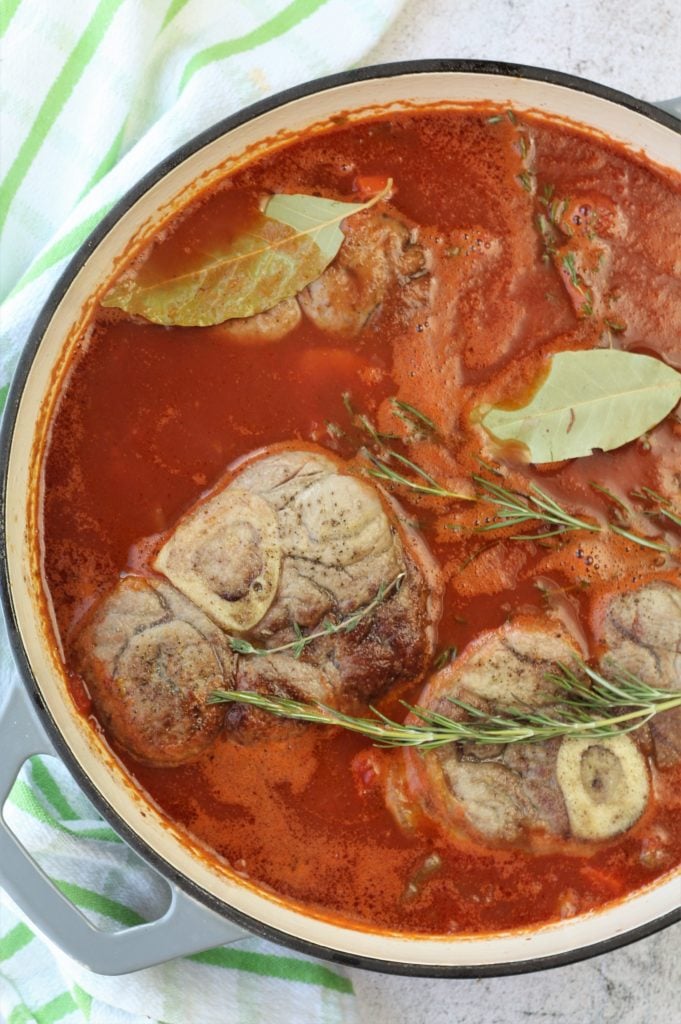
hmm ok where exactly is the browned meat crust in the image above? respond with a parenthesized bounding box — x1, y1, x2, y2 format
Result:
(383, 619, 650, 853)
(73, 577, 234, 766)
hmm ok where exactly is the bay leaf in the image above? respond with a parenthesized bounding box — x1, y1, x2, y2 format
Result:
(479, 350, 681, 463)
(101, 181, 392, 327)
(264, 190, 370, 263)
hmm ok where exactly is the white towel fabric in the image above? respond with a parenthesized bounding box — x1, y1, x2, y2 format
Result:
(0, 2, 405, 1021)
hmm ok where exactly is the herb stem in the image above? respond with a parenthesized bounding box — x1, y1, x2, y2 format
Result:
(390, 398, 438, 436)
(227, 573, 405, 659)
(208, 661, 681, 749)
(607, 524, 670, 552)
(473, 475, 673, 554)
(473, 475, 600, 537)
(631, 487, 681, 528)
(363, 449, 473, 502)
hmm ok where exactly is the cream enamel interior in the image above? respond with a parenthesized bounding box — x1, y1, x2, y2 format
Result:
(5, 70, 681, 968)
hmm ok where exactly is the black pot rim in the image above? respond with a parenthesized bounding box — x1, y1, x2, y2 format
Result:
(1, 58, 680, 979)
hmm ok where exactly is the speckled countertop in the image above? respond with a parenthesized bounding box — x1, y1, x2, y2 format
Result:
(353, 2, 681, 1022)
(367, 0, 681, 101)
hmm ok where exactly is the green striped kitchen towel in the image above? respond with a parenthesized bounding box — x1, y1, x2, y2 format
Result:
(0, 2, 404, 1021)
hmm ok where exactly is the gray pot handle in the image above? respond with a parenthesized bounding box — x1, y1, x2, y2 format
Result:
(0, 684, 249, 975)
(655, 96, 681, 119)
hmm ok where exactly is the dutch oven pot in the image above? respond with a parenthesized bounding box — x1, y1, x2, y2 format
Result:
(1, 61, 680, 977)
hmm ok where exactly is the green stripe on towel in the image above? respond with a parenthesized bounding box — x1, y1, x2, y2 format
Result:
(0, 924, 34, 963)
(161, 0, 193, 31)
(10, 778, 122, 843)
(32, 992, 78, 1024)
(179, 0, 330, 91)
(0, 0, 126, 232)
(0, 0, 22, 37)
(52, 880, 145, 928)
(76, 124, 126, 201)
(69, 985, 92, 1021)
(29, 758, 79, 821)
(189, 947, 353, 993)
(7, 1004, 34, 1024)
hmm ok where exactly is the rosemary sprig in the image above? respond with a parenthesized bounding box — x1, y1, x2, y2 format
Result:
(473, 476, 672, 553)
(344, 395, 673, 554)
(390, 398, 438, 437)
(342, 392, 398, 444)
(631, 486, 681, 529)
(208, 662, 681, 749)
(588, 481, 631, 521)
(473, 475, 600, 540)
(228, 573, 405, 659)
(363, 449, 473, 502)
(607, 524, 672, 552)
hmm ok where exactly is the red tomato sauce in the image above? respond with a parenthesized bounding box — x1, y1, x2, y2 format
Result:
(40, 109, 681, 935)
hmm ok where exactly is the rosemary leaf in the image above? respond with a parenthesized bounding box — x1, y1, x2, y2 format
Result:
(458, 539, 502, 569)
(562, 251, 582, 290)
(226, 573, 405, 659)
(631, 486, 681, 528)
(589, 481, 632, 519)
(607, 524, 671, 553)
(325, 420, 346, 439)
(342, 392, 398, 443)
(472, 475, 674, 554)
(208, 661, 681, 748)
(341, 390, 355, 418)
(390, 398, 438, 436)
(432, 646, 457, 671)
(473, 476, 599, 537)
(363, 449, 473, 502)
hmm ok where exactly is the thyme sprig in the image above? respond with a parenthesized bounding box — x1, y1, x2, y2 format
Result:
(227, 573, 405, 659)
(208, 661, 681, 749)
